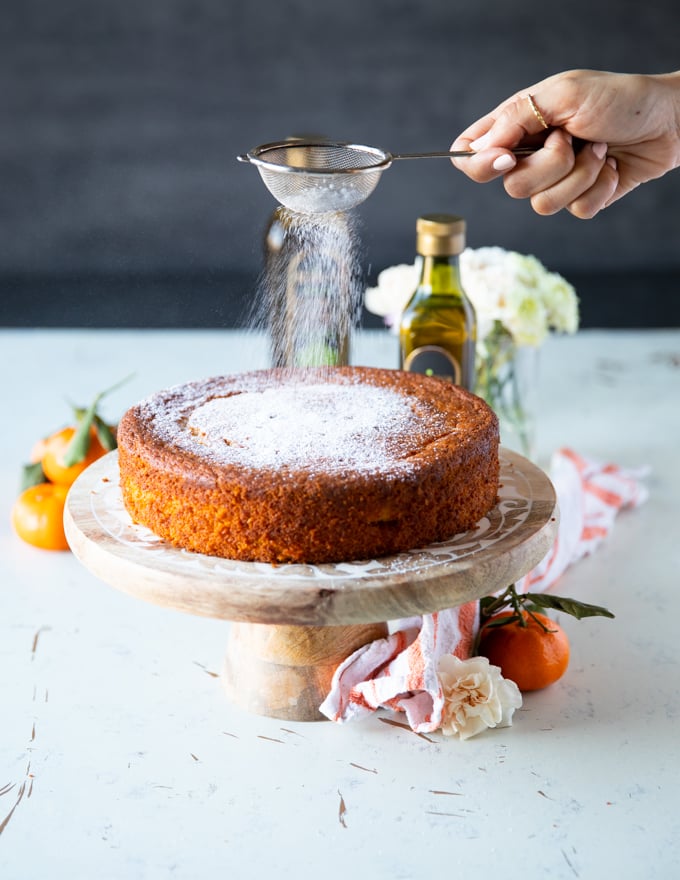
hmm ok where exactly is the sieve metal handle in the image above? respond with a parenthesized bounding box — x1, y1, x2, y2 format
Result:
(391, 148, 538, 160)
(237, 148, 538, 164)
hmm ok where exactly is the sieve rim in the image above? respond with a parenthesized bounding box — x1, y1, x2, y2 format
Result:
(238, 140, 394, 176)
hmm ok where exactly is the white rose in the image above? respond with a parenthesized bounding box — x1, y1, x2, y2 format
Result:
(543, 273, 579, 334)
(460, 247, 510, 314)
(509, 252, 579, 340)
(364, 247, 578, 345)
(364, 262, 419, 325)
(504, 287, 550, 346)
(437, 654, 522, 740)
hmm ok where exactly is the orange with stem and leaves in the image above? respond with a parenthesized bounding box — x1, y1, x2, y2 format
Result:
(12, 377, 130, 551)
(477, 584, 614, 692)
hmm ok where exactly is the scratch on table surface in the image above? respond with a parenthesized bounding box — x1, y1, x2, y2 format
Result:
(350, 762, 378, 774)
(193, 661, 219, 678)
(222, 731, 239, 739)
(378, 717, 411, 731)
(280, 727, 305, 738)
(378, 716, 435, 742)
(31, 626, 51, 660)
(32, 685, 49, 703)
(430, 789, 463, 796)
(6, 644, 47, 836)
(425, 810, 466, 818)
(538, 790, 554, 800)
(190, 753, 200, 762)
(257, 735, 285, 744)
(0, 781, 26, 837)
(338, 790, 348, 828)
(561, 848, 580, 877)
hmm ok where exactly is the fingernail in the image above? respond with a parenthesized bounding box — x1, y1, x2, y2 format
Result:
(492, 154, 516, 172)
(470, 132, 492, 151)
(592, 142, 608, 160)
(606, 156, 618, 171)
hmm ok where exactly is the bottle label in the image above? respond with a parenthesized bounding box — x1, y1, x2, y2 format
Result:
(403, 346, 461, 384)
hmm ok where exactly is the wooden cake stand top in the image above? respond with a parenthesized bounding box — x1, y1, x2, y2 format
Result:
(64, 450, 558, 627)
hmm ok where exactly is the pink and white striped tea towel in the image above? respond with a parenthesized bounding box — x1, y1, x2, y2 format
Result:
(320, 448, 649, 731)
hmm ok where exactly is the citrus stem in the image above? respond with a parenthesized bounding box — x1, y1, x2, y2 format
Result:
(481, 583, 556, 632)
(508, 585, 527, 626)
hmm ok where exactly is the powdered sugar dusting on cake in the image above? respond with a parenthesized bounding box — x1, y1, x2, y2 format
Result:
(185, 382, 436, 471)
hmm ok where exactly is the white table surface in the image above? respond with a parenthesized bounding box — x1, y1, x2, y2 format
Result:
(1, 327, 679, 879)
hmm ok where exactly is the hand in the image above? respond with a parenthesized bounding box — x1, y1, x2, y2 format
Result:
(451, 69, 680, 218)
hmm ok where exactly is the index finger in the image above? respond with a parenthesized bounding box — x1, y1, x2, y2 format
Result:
(467, 93, 552, 152)
(450, 91, 549, 180)
(451, 111, 502, 152)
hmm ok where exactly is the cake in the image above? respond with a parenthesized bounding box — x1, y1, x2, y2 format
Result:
(117, 367, 500, 564)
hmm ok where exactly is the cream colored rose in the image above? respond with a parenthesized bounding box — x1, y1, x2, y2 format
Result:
(437, 654, 522, 740)
(364, 247, 578, 346)
(364, 262, 419, 326)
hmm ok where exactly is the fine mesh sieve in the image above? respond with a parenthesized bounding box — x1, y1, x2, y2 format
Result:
(237, 140, 535, 213)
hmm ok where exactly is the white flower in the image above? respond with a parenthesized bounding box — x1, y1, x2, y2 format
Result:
(542, 272, 580, 334)
(364, 247, 579, 347)
(364, 262, 420, 328)
(461, 248, 578, 347)
(504, 285, 550, 346)
(437, 654, 522, 740)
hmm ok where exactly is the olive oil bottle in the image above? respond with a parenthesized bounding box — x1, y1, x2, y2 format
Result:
(399, 213, 476, 390)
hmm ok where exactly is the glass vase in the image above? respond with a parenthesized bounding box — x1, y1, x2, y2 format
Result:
(475, 326, 540, 461)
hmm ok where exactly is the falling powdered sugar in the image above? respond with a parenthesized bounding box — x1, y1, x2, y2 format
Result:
(252, 207, 363, 368)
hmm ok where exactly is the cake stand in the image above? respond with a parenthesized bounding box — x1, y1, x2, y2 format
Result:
(64, 449, 558, 721)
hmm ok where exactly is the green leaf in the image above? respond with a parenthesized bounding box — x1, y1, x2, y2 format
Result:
(20, 461, 47, 492)
(93, 414, 117, 451)
(524, 592, 615, 620)
(62, 397, 99, 467)
(62, 375, 132, 466)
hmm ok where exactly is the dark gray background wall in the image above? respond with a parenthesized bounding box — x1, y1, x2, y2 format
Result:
(2, 0, 679, 328)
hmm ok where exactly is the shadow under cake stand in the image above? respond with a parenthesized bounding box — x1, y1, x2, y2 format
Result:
(64, 449, 558, 722)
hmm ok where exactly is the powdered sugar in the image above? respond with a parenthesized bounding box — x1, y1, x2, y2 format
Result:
(251, 208, 363, 368)
(185, 382, 434, 471)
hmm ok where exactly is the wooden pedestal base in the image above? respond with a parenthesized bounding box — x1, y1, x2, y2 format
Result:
(222, 621, 389, 721)
(64, 449, 558, 723)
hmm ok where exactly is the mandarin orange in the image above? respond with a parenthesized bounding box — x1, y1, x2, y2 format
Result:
(41, 425, 108, 486)
(11, 483, 70, 551)
(478, 610, 570, 692)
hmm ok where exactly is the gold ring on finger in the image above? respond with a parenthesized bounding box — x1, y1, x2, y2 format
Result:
(527, 94, 549, 130)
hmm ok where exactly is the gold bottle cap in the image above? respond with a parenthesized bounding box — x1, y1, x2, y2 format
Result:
(416, 213, 466, 257)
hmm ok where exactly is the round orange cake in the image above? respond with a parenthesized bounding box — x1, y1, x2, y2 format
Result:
(117, 366, 500, 564)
